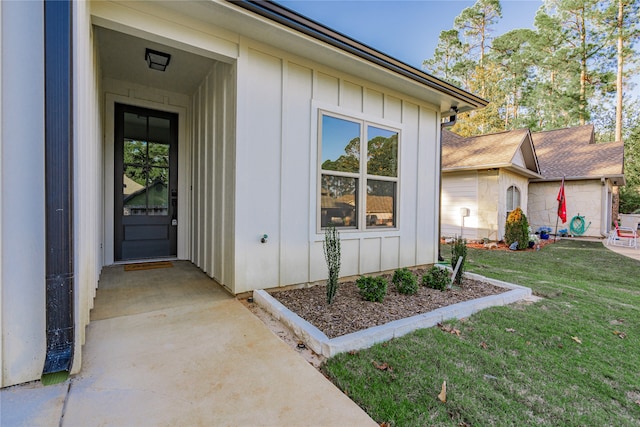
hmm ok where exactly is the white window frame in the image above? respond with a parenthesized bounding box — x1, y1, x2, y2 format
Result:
(317, 109, 400, 233)
(506, 185, 521, 214)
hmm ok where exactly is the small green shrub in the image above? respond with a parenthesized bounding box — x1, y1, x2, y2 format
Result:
(451, 236, 467, 286)
(356, 275, 388, 302)
(504, 207, 530, 250)
(392, 268, 418, 295)
(422, 266, 449, 291)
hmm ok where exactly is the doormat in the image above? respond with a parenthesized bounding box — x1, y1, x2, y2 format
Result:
(124, 261, 174, 271)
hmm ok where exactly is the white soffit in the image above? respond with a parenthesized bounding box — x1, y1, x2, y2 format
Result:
(94, 26, 217, 95)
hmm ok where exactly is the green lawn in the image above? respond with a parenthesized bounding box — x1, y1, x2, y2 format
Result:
(322, 240, 640, 426)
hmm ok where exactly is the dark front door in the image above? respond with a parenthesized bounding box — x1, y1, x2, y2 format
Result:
(114, 104, 178, 261)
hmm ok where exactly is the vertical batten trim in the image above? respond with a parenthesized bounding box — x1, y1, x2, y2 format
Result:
(0, 0, 4, 386)
(278, 59, 287, 286)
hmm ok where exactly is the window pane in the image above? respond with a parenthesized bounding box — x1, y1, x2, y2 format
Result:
(123, 112, 147, 141)
(321, 175, 357, 227)
(146, 167, 169, 216)
(123, 139, 147, 166)
(122, 166, 169, 216)
(148, 142, 169, 167)
(366, 180, 395, 227)
(507, 186, 521, 211)
(321, 116, 360, 173)
(367, 126, 398, 177)
(148, 116, 171, 145)
(123, 165, 147, 216)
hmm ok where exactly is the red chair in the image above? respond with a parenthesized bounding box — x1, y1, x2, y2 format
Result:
(607, 221, 638, 249)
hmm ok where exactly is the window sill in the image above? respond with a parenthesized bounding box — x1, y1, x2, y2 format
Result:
(313, 228, 400, 241)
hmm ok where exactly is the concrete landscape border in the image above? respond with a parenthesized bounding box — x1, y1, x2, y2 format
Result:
(253, 273, 532, 358)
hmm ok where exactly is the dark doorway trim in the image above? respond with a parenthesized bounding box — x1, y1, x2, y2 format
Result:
(114, 103, 179, 261)
(43, 0, 74, 375)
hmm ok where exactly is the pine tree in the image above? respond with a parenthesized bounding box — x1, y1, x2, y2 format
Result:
(453, 0, 503, 98)
(490, 29, 536, 129)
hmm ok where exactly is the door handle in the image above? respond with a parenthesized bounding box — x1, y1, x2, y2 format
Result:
(171, 189, 177, 207)
(170, 189, 178, 225)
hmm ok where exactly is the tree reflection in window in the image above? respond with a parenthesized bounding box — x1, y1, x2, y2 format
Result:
(320, 114, 399, 229)
(122, 112, 171, 216)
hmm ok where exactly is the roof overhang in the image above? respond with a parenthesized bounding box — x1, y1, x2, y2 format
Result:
(531, 175, 626, 186)
(443, 164, 543, 180)
(225, 0, 488, 113)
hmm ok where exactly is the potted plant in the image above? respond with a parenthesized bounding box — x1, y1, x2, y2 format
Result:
(537, 226, 552, 240)
(529, 227, 540, 249)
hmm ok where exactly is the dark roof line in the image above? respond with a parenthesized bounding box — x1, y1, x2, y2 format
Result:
(229, 0, 488, 109)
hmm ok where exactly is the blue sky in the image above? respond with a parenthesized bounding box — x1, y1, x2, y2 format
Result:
(279, 0, 544, 71)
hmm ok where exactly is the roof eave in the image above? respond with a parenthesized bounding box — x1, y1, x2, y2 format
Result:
(229, 0, 488, 112)
(531, 174, 626, 186)
(505, 164, 543, 179)
(443, 163, 541, 179)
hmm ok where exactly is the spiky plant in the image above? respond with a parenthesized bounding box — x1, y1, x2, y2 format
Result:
(323, 224, 341, 304)
(451, 236, 467, 286)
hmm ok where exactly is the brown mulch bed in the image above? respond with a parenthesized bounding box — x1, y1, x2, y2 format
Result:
(271, 268, 507, 339)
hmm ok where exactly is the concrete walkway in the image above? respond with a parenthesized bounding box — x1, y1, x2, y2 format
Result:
(1, 262, 376, 426)
(603, 240, 640, 261)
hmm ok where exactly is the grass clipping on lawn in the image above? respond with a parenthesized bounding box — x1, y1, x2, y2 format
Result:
(272, 267, 506, 338)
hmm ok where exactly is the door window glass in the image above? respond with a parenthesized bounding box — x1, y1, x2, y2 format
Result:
(122, 113, 170, 216)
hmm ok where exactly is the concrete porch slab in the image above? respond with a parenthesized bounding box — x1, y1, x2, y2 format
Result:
(63, 299, 376, 426)
(0, 381, 68, 427)
(1, 262, 376, 426)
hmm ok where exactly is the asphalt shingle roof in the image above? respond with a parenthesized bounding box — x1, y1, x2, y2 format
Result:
(531, 124, 624, 180)
(442, 125, 624, 181)
(441, 128, 531, 170)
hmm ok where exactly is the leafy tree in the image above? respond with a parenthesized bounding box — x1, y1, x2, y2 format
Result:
(520, 9, 583, 130)
(619, 103, 640, 212)
(545, 0, 616, 125)
(423, 29, 475, 89)
(423, 0, 639, 199)
(489, 29, 536, 129)
(123, 140, 169, 187)
(606, 0, 640, 142)
(321, 137, 360, 173)
(367, 134, 398, 177)
(454, 0, 502, 97)
(452, 63, 506, 136)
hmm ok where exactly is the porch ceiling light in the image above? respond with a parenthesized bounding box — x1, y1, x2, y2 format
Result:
(145, 48, 171, 72)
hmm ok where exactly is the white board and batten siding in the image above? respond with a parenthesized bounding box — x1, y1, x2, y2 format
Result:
(191, 62, 236, 290)
(233, 42, 441, 294)
(0, 0, 105, 387)
(0, 0, 47, 387)
(72, 1, 103, 375)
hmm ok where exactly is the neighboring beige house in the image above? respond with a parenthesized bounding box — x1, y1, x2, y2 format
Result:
(441, 129, 541, 241)
(529, 125, 625, 238)
(441, 124, 625, 241)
